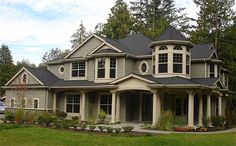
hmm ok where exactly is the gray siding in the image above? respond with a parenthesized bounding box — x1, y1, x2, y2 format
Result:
(134, 59, 152, 75)
(69, 37, 102, 58)
(125, 58, 135, 75)
(87, 60, 95, 81)
(56, 92, 65, 112)
(63, 63, 71, 80)
(5, 89, 47, 109)
(9, 71, 40, 85)
(48, 64, 64, 79)
(117, 58, 125, 78)
(191, 63, 205, 78)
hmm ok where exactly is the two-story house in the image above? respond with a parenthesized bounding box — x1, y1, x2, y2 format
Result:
(3, 26, 230, 126)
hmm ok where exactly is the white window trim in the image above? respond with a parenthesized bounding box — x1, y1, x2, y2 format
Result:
(58, 65, 65, 75)
(33, 98, 39, 109)
(69, 61, 87, 80)
(9, 97, 15, 108)
(21, 73, 28, 84)
(98, 92, 112, 116)
(64, 92, 81, 114)
(139, 61, 149, 75)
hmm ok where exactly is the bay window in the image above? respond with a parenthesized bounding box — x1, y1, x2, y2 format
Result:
(158, 53, 168, 73)
(186, 55, 190, 74)
(71, 61, 86, 77)
(173, 53, 182, 73)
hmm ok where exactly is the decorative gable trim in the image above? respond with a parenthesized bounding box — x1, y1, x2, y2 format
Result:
(5, 67, 44, 86)
(110, 73, 155, 84)
(88, 42, 122, 56)
(213, 79, 224, 89)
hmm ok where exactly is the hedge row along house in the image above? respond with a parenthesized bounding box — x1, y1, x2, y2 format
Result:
(3, 26, 231, 126)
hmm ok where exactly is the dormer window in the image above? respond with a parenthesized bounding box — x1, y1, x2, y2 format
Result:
(173, 45, 183, 50)
(158, 53, 168, 73)
(96, 58, 117, 79)
(173, 53, 183, 73)
(210, 64, 215, 78)
(97, 58, 106, 78)
(159, 46, 168, 50)
(71, 61, 86, 78)
(110, 58, 116, 78)
(22, 73, 28, 84)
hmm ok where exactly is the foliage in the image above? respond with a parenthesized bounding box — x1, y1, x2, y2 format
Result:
(41, 48, 70, 63)
(15, 109, 24, 124)
(87, 118, 95, 125)
(71, 116, 79, 121)
(4, 111, 15, 123)
(211, 116, 225, 127)
(56, 111, 67, 119)
(174, 117, 187, 127)
(122, 126, 134, 133)
(98, 109, 107, 123)
(202, 117, 211, 127)
(54, 120, 73, 129)
(16, 59, 36, 68)
(114, 128, 121, 134)
(70, 120, 79, 130)
(0, 44, 13, 64)
(105, 126, 114, 133)
(78, 122, 87, 131)
(100, 0, 135, 39)
(156, 110, 174, 131)
(98, 125, 106, 132)
(88, 125, 96, 131)
(38, 112, 57, 127)
(0, 124, 22, 131)
(24, 111, 38, 124)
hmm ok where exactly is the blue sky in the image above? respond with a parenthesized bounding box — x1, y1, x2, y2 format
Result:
(0, 0, 235, 65)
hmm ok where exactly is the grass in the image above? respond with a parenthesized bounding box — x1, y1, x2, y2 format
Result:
(0, 125, 236, 146)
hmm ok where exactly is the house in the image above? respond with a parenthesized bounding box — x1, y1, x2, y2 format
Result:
(3, 26, 231, 126)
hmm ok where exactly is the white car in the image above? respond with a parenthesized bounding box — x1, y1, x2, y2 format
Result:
(0, 102, 6, 114)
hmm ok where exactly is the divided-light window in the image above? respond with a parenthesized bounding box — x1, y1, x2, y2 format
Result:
(158, 53, 168, 73)
(97, 58, 106, 78)
(110, 58, 116, 78)
(173, 53, 182, 73)
(71, 62, 86, 77)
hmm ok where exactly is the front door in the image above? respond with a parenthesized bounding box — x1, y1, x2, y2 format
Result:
(142, 94, 152, 122)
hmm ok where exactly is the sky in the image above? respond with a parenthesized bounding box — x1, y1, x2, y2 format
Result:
(0, 0, 235, 65)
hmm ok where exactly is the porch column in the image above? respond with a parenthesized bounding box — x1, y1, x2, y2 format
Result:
(218, 96, 222, 116)
(198, 94, 203, 126)
(116, 93, 120, 122)
(81, 91, 86, 121)
(152, 91, 161, 125)
(111, 91, 116, 123)
(53, 92, 56, 112)
(187, 91, 195, 127)
(207, 94, 211, 119)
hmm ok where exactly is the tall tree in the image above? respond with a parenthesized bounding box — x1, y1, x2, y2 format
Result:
(71, 21, 89, 49)
(191, 0, 235, 49)
(42, 48, 70, 63)
(101, 0, 135, 39)
(130, 0, 188, 38)
(0, 44, 13, 64)
(16, 59, 36, 68)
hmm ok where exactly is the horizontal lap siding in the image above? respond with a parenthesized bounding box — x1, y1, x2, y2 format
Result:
(117, 58, 125, 78)
(125, 58, 135, 75)
(191, 63, 205, 78)
(48, 64, 63, 79)
(88, 60, 95, 81)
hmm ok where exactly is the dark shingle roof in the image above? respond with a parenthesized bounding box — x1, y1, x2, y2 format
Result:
(53, 80, 105, 86)
(191, 43, 214, 60)
(191, 78, 218, 86)
(100, 34, 153, 56)
(26, 67, 59, 86)
(157, 26, 188, 41)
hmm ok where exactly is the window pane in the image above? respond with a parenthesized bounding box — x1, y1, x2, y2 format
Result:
(173, 53, 182, 63)
(73, 104, 80, 113)
(108, 105, 112, 114)
(66, 104, 72, 112)
(110, 69, 116, 78)
(159, 64, 168, 73)
(100, 95, 107, 104)
(98, 69, 105, 78)
(186, 65, 189, 74)
(159, 46, 168, 50)
(79, 62, 85, 69)
(110, 58, 116, 68)
(100, 105, 107, 113)
(98, 58, 105, 68)
(72, 63, 78, 69)
(74, 95, 80, 104)
(159, 54, 168, 63)
(79, 70, 85, 77)
(72, 70, 78, 77)
(173, 64, 182, 73)
(173, 45, 182, 50)
(34, 100, 38, 108)
(67, 96, 73, 104)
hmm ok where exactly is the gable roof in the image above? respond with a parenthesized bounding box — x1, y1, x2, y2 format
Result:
(191, 43, 215, 60)
(157, 26, 188, 41)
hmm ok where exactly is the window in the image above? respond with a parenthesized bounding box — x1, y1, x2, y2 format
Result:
(71, 62, 86, 77)
(210, 64, 215, 78)
(141, 63, 147, 73)
(173, 53, 182, 73)
(173, 45, 183, 50)
(33, 99, 39, 109)
(59, 66, 64, 74)
(158, 53, 168, 73)
(66, 94, 80, 113)
(10, 98, 14, 107)
(159, 46, 168, 50)
(22, 74, 27, 84)
(97, 58, 106, 78)
(175, 98, 181, 116)
(186, 55, 190, 74)
(110, 58, 116, 78)
(153, 55, 156, 74)
(100, 94, 112, 114)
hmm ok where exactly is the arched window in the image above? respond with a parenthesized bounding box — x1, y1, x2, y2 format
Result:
(159, 46, 168, 50)
(173, 45, 183, 50)
(22, 74, 27, 84)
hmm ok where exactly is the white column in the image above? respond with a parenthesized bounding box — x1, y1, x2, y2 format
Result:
(111, 91, 116, 123)
(207, 94, 211, 119)
(53, 92, 56, 112)
(152, 91, 161, 125)
(198, 94, 203, 126)
(214, 64, 218, 77)
(187, 91, 194, 127)
(116, 93, 120, 122)
(218, 96, 222, 116)
(81, 91, 86, 121)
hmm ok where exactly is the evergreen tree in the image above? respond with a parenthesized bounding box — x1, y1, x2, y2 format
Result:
(16, 59, 36, 68)
(130, 0, 188, 38)
(0, 44, 13, 64)
(71, 21, 89, 49)
(101, 0, 135, 39)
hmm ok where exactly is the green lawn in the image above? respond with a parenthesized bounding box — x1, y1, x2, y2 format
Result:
(0, 125, 236, 146)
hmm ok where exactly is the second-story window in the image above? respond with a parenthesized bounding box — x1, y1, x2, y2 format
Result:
(158, 53, 168, 73)
(71, 61, 86, 77)
(110, 58, 116, 78)
(186, 55, 190, 74)
(173, 53, 183, 73)
(210, 64, 215, 78)
(97, 58, 106, 78)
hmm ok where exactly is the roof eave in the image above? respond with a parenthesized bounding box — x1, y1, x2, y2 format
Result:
(149, 40, 195, 48)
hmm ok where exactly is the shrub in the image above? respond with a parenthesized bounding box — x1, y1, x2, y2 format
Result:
(56, 111, 67, 119)
(98, 110, 107, 123)
(202, 117, 210, 127)
(122, 126, 134, 132)
(71, 116, 79, 121)
(78, 122, 87, 131)
(87, 118, 95, 125)
(211, 116, 225, 127)
(24, 111, 38, 124)
(4, 111, 15, 123)
(71, 120, 79, 130)
(38, 112, 57, 127)
(156, 110, 174, 131)
(174, 116, 187, 127)
(225, 111, 236, 127)
(98, 126, 105, 132)
(15, 109, 24, 124)
(114, 128, 121, 134)
(54, 120, 73, 129)
(88, 125, 96, 131)
(106, 127, 114, 133)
